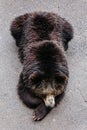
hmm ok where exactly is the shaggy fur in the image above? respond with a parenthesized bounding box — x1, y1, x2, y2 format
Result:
(10, 12, 73, 121)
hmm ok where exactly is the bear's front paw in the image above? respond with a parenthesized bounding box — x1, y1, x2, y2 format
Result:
(33, 103, 49, 121)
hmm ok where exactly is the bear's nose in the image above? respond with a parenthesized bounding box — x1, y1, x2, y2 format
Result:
(44, 95, 55, 108)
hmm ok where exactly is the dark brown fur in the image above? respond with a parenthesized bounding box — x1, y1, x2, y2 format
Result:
(10, 12, 73, 121)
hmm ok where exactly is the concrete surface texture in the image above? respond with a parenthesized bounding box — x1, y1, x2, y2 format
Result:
(0, 0, 87, 130)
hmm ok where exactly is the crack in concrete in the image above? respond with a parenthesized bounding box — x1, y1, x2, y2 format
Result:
(77, 88, 87, 104)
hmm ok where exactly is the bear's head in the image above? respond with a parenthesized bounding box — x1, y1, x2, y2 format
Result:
(29, 70, 68, 107)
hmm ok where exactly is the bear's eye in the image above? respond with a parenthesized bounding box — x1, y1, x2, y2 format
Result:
(29, 71, 44, 86)
(29, 71, 43, 85)
(55, 75, 66, 84)
(55, 84, 62, 89)
(30, 77, 42, 85)
(29, 79, 42, 90)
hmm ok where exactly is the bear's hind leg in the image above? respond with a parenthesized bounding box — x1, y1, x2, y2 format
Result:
(10, 13, 28, 46)
(62, 19, 73, 50)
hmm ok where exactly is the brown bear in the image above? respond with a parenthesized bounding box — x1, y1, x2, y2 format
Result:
(10, 12, 73, 121)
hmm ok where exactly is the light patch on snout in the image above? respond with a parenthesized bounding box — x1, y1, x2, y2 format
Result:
(44, 95, 55, 108)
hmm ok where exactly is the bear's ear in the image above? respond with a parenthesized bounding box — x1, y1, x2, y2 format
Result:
(55, 73, 68, 84)
(29, 71, 44, 84)
(29, 71, 38, 82)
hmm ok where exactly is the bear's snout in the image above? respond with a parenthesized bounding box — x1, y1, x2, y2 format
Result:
(44, 95, 55, 108)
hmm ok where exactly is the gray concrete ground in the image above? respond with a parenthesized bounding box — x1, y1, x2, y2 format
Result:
(0, 0, 87, 130)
